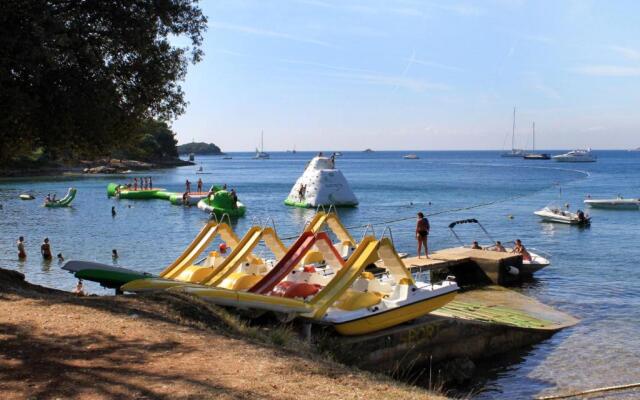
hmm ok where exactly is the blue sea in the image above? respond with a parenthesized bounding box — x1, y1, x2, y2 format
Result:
(1, 150, 639, 399)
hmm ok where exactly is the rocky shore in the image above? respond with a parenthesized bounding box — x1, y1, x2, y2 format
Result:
(0, 267, 447, 400)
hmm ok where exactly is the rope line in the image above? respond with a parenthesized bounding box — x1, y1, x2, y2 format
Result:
(535, 382, 640, 400)
(277, 164, 590, 241)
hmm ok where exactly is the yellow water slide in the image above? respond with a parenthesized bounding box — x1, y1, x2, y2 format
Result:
(160, 222, 240, 279)
(304, 236, 380, 319)
(305, 211, 355, 245)
(122, 226, 287, 292)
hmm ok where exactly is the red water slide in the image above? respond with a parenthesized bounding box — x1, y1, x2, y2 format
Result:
(248, 231, 342, 295)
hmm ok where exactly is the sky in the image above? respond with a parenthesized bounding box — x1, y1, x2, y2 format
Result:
(171, 0, 640, 151)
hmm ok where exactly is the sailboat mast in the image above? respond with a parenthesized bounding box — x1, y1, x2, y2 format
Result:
(532, 122, 535, 152)
(261, 130, 264, 153)
(512, 107, 516, 151)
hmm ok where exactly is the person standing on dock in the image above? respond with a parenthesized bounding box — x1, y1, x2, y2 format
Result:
(148, 176, 153, 189)
(197, 178, 203, 193)
(40, 238, 52, 260)
(133, 177, 138, 191)
(415, 212, 430, 259)
(185, 179, 191, 194)
(17, 236, 26, 259)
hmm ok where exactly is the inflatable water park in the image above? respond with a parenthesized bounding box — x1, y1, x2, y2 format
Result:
(285, 155, 358, 208)
(62, 211, 576, 341)
(107, 182, 245, 217)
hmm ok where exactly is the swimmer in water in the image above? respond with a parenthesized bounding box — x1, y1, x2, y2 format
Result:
(41, 238, 52, 260)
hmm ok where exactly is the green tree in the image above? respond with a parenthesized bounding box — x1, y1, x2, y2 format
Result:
(0, 0, 206, 166)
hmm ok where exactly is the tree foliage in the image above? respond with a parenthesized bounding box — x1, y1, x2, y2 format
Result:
(177, 141, 223, 155)
(0, 0, 207, 166)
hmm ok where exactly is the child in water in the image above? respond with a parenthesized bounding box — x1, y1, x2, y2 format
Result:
(17, 236, 26, 259)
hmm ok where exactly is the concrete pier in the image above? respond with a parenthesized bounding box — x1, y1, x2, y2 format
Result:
(329, 286, 578, 373)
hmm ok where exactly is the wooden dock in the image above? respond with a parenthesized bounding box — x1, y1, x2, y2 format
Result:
(401, 247, 523, 285)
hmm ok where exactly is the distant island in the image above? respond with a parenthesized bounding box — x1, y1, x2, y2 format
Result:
(177, 142, 225, 155)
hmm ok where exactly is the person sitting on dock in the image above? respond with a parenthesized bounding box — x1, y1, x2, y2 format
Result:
(17, 236, 26, 259)
(185, 179, 191, 194)
(512, 239, 532, 262)
(45, 193, 51, 203)
(197, 178, 203, 193)
(471, 241, 482, 250)
(182, 191, 189, 205)
(415, 212, 430, 259)
(41, 238, 52, 260)
(494, 241, 506, 252)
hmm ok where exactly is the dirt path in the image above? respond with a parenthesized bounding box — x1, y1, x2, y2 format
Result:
(0, 268, 445, 400)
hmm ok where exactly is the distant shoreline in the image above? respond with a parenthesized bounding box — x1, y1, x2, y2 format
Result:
(0, 158, 193, 179)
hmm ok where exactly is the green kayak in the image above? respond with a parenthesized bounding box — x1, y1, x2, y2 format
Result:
(44, 188, 77, 208)
(197, 190, 246, 218)
(62, 260, 153, 290)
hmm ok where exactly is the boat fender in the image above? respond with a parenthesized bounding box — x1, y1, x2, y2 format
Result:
(507, 266, 520, 276)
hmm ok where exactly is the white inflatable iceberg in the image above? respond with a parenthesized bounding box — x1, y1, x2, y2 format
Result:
(285, 156, 358, 208)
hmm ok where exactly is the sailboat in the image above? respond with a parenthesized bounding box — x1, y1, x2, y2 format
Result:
(523, 122, 551, 160)
(501, 107, 524, 157)
(253, 131, 270, 159)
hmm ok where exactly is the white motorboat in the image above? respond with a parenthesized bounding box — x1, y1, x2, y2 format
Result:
(253, 131, 270, 159)
(584, 196, 640, 210)
(534, 206, 591, 225)
(553, 149, 596, 162)
(501, 107, 525, 157)
(448, 218, 551, 275)
(403, 154, 419, 159)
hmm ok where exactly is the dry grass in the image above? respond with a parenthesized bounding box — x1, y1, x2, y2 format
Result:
(0, 268, 449, 400)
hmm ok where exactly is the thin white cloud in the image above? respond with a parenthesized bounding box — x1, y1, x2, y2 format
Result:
(532, 82, 561, 100)
(279, 58, 373, 74)
(295, 0, 425, 17)
(610, 46, 640, 60)
(324, 71, 450, 92)
(209, 21, 332, 47)
(523, 34, 554, 44)
(573, 65, 640, 77)
(434, 3, 485, 16)
(409, 57, 464, 72)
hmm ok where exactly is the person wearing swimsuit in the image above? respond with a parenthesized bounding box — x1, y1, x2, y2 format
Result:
(41, 238, 52, 260)
(17, 236, 26, 259)
(415, 212, 430, 259)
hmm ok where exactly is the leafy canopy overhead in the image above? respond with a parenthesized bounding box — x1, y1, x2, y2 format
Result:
(0, 0, 207, 165)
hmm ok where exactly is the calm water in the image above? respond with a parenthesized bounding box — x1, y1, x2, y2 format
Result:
(1, 150, 638, 399)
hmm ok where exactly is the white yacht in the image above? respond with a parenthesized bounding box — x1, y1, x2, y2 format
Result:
(553, 149, 596, 162)
(584, 196, 640, 210)
(403, 154, 419, 159)
(253, 131, 270, 159)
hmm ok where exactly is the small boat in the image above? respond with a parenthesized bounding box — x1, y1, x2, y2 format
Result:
(188, 153, 195, 161)
(534, 206, 591, 225)
(448, 218, 551, 275)
(584, 196, 640, 210)
(253, 131, 270, 159)
(523, 122, 551, 160)
(501, 107, 525, 157)
(553, 149, 596, 162)
(403, 154, 419, 159)
(334, 151, 342, 157)
(44, 188, 77, 208)
(19, 194, 35, 200)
